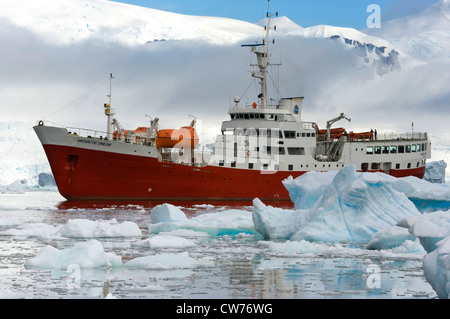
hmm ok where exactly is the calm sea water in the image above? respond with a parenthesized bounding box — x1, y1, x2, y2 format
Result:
(0, 190, 436, 299)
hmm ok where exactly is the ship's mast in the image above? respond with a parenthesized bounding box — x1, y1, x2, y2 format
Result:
(247, 0, 276, 109)
(104, 73, 116, 140)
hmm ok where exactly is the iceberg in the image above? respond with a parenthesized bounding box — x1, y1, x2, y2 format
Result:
(424, 160, 447, 184)
(253, 166, 421, 243)
(25, 240, 122, 269)
(423, 237, 450, 299)
(283, 164, 450, 210)
(395, 209, 450, 299)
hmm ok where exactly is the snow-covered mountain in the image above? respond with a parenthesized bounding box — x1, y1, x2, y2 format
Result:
(0, 0, 262, 46)
(362, 0, 450, 60)
(0, 0, 402, 75)
(284, 24, 401, 75)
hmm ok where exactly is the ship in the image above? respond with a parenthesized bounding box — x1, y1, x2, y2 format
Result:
(34, 3, 431, 202)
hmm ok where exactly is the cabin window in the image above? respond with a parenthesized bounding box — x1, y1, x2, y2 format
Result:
(288, 147, 305, 155)
(396, 163, 400, 169)
(267, 129, 283, 138)
(371, 163, 380, 170)
(390, 146, 397, 154)
(249, 163, 254, 169)
(407, 163, 411, 168)
(361, 163, 369, 172)
(374, 146, 381, 154)
(289, 164, 294, 171)
(366, 146, 374, 155)
(219, 160, 224, 167)
(406, 145, 411, 153)
(266, 147, 285, 155)
(382, 146, 389, 154)
(417, 162, 420, 168)
(412, 144, 416, 152)
(398, 145, 405, 153)
(231, 161, 236, 168)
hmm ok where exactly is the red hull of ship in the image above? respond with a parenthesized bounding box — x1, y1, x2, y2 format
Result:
(42, 144, 426, 202)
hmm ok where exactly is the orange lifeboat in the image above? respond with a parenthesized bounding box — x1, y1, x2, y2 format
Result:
(113, 130, 131, 140)
(156, 126, 199, 149)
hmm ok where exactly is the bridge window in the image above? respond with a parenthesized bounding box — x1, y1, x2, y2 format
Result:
(374, 146, 381, 154)
(284, 131, 296, 139)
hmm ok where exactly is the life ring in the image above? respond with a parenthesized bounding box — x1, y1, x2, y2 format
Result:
(312, 123, 318, 129)
(136, 137, 140, 142)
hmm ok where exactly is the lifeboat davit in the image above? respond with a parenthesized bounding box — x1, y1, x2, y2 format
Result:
(156, 126, 199, 149)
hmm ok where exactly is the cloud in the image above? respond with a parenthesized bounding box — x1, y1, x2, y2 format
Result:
(1, 18, 449, 152)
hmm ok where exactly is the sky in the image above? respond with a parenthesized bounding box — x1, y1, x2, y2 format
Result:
(111, 0, 441, 30)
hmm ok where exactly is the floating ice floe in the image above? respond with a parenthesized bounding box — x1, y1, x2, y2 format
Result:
(132, 235, 196, 249)
(124, 252, 201, 270)
(366, 226, 416, 250)
(253, 166, 421, 243)
(25, 240, 122, 269)
(56, 218, 142, 238)
(397, 210, 450, 253)
(149, 204, 261, 238)
(25, 239, 202, 271)
(0, 222, 62, 239)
